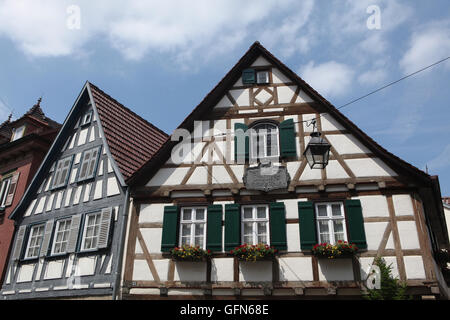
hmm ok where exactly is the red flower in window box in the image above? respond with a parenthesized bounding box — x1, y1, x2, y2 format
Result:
(312, 241, 358, 259)
(230, 243, 277, 262)
(170, 245, 211, 262)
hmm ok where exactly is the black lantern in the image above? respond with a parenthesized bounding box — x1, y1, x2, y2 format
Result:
(303, 122, 331, 169)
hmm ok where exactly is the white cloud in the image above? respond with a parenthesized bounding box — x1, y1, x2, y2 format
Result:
(358, 68, 388, 86)
(0, 0, 305, 65)
(299, 61, 355, 98)
(400, 20, 450, 74)
(428, 143, 450, 170)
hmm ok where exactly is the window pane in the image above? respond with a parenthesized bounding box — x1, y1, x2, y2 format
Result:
(243, 235, 253, 245)
(333, 220, 345, 242)
(317, 205, 328, 217)
(318, 221, 329, 233)
(182, 209, 192, 221)
(181, 236, 190, 246)
(181, 224, 191, 236)
(319, 233, 330, 244)
(243, 207, 253, 219)
(194, 224, 204, 236)
(257, 207, 266, 219)
(331, 204, 342, 216)
(195, 237, 204, 248)
(243, 222, 253, 235)
(195, 209, 205, 220)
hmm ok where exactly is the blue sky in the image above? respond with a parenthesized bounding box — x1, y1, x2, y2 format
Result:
(0, 0, 449, 195)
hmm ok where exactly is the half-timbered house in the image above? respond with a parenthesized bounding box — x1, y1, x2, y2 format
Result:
(0, 101, 60, 285)
(121, 42, 449, 300)
(1, 82, 167, 299)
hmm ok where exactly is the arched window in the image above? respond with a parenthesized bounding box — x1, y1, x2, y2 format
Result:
(249, 122, 279, 161)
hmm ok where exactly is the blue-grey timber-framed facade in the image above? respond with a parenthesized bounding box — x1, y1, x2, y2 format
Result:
(1, 82, 167, 299)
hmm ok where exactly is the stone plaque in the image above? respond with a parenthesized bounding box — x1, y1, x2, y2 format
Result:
(243, 162, 291, 192)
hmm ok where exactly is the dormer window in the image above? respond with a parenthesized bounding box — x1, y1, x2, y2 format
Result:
(256, 71, 269, 84)
(80, 111, 93, 127)
(11, 125, 25, 141)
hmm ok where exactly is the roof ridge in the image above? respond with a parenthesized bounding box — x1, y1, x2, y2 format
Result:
(87, 82, 168, 138)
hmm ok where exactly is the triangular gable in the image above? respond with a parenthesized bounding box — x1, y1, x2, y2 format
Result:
(127, 41, 431, 188)
(9, 82, 167, 220)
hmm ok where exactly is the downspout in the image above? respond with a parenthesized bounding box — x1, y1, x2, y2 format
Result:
(112, 187, 130, 300)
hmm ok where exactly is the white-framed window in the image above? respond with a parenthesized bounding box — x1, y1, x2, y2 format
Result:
(256, 70, 269, 84)
(51, 218, 72, 255)
(0, 176, 12, 207)
(80, 212, 102, 251)
(77, 146, 101, 181)
(315, 202, 348, 244)
(52, 155, 73, 189)
(24, 224, 45, 259)
(241, 205, 270, 245)
(11, 125, 26, 141)
(179, 207, 207, 249)
(249, 122, 280, 161)
(80, 111, 93, 126)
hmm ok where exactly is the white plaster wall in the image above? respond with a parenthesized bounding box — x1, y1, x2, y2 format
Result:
(326, 134, 371, 155)
(147, 167, 190, 186)
(107, 177, 120, 197)
(286, 224, 301, 252)
(404, 256, 426, 279)
(397, 221, 420, 249)
(296, 90, 313, 103)
(364, 222, 388, 250)
(300, 164, 322, 180)
(77, 128, 88, 146)
(75, 256, 96, 276)
(153, 259, 170, 282)
(140, 228, 162, 253)
(230, 165, 244, 183)
(286, 162, 300, 179)
(445, 206, 450, 238)
(318, 259, 354, 281)
(345, 158, 397, 177)
(277, 86, 296, 104)
(239, 261, 272, 282)
(271, 68, 291, 84)
(229, 89, 250, 107)
(356, 195, 390, 217)
(251, 56, 271, 67)
(24, 199, 36, 217)
(325, 160, 350, 179)
(132, 260, 153, 281)
(212, 166, 233, 184)
(17, 264, 35, 283)
(278, 257, 313, 281)
(93, 180, 103, 200)
(392, 194, 414, 216)
(186, 166, 208, 185)
(139, 203, 166, 223)
(320, 113, 345, 131)
(44, 260, 64, 280)
(211, 258, 234, 282)
(174, 262, 207, 282)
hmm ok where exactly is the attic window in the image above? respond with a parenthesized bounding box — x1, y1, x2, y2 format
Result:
(80, 111, 93, 126)
(11, 125, 25, 141)
(256, 71, 269, 84)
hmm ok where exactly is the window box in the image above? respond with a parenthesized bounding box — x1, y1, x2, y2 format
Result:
(170, 245, 211, 262)
(312, 241, 358, 259)
(230, 243, 277, 262)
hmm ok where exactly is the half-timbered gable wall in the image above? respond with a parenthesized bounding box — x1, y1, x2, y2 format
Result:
(123, 44, 447, 299)
(1, 86, 126, 299)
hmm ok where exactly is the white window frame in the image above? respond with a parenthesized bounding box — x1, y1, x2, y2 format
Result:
(24, 224, 45, 259)
(50, 218, 72, 255)
(52, 155, 73, 189)
(77, 146, 101, 182)
(11, 125, 26, 141)
(315, 202, 348, 245)
(249, 123, 280, 161)
(80, 212, 102, 252)
(0, 176, 12, 207)
(256, 70, 269, 84)
(241, 205, 270, 245)
(179, 207, 207, 249)
(80, 111, 93, 126)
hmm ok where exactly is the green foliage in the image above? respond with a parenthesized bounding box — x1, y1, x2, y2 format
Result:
(363, 256, 410, 300)
(170, 245, 211, 261)
(230, 243, 277, 262)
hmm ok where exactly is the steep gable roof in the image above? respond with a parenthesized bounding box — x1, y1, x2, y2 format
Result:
(127, 41, 431, 188)
(89, 83, 168, 180)
(10, 82, 167, 220)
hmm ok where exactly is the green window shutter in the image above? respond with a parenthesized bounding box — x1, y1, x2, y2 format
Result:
(298, 201, 317, 250)
(269, 202, 287, 251)
(234, 123, 249, 163)
(279, 118, 297, 158)
(345, 199, 367, 250)
(242, 68, 256, 84)
(161, 205, 179, 252)
(224, 204, 240, 251)
(206, 205, 223, 252)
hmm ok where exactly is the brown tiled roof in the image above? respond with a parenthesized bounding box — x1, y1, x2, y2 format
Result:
(88, 82, 168, 180)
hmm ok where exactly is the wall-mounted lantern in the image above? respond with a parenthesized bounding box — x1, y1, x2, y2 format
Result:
(303, 120, 331, 169)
